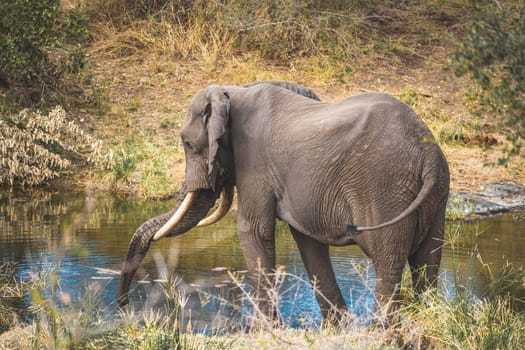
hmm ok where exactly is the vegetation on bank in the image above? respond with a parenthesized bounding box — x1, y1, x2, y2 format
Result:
(0, 107, 110, 187)
(1, 0, 525, 195)
(449, 1, 525, 162)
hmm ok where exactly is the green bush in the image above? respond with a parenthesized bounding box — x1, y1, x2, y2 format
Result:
(450, 3, 525, 154)
(0, 0, 60, 83)
(0, 0, 89, 108)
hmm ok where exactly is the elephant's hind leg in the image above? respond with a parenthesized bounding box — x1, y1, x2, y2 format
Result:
(372, 255, 407, 325)
(289, 225, 346, 321)
(365, 223, 415, 326)
(408, 200, 447, 295)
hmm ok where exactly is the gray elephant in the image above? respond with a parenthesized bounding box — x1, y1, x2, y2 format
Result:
(117, 80, 450, 323)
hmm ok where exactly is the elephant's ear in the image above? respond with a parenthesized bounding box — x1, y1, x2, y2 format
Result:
(204, 85, 230, 190)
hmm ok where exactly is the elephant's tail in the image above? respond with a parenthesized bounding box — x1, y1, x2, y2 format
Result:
(347, 163, 445, 235)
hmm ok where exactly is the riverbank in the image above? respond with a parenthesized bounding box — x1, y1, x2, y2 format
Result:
(60, 1, 523, 199)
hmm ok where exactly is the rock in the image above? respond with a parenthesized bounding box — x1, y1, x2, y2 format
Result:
(211, 267, 228, 272)
(476, 181, 525, 210)
(448, 181, 525, 220)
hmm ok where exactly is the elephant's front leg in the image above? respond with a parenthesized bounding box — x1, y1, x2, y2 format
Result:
(237, 206, 277, 322)
(289, 226, 346, 322)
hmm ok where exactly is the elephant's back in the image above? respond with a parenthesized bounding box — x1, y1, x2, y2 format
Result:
(270, 91, 435, 168)
(337, 92, 429, 133)
(285, 92, 431, 152)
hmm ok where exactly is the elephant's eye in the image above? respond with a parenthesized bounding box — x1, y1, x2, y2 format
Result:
(183, 141, 193, 151)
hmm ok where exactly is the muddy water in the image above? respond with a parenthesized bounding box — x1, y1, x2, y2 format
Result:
(1, 192, 524, 329)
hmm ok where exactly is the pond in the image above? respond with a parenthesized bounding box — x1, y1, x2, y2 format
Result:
(1, 191, 524, 330)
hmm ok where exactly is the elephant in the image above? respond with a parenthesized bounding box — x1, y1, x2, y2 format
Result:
(117, 80, 450, 324)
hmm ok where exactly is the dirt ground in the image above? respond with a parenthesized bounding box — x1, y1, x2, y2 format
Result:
(85, 37, 524, 196)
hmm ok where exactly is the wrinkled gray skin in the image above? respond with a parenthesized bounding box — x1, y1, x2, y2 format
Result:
(117, 81, 321, 307)
(118, 80, 449, 323)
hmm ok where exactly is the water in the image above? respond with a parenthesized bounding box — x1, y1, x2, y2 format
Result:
(1, 191, 524, 329)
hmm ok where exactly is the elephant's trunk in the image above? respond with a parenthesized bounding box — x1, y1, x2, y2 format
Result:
(152, 191, 197, 241)
(117, 184, 220, 306)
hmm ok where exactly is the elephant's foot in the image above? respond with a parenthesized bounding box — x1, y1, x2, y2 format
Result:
(372, 294, 401, 329)
(319, 307, 356, 330)
(243, 298, 281, 331)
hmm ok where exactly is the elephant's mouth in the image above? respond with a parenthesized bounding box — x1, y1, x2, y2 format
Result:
(196, 186, 234, 226)
(152, 185, 234, 241)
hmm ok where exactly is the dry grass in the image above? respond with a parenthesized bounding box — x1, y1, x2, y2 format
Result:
(62, 0, 525, 196)
(0, 325, 32, 349)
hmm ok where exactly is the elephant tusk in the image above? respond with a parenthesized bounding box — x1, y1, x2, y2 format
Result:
(197, 186, 234, 227)
(153, 192, 196, 241)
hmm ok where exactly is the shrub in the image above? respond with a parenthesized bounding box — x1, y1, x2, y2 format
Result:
(449, 2, 525, 154)
(0, 0, 89, 108)
(0, 107, 106, 188)
(218, 0, 361, 61)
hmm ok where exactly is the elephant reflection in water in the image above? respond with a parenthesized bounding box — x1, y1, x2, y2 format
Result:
(118, 80, 450, 324)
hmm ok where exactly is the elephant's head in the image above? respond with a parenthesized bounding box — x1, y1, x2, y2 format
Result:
(117, 85, 235, 306)
(180, 85, 233, 192)
(117, 81, 319, 306)
(152, 85, 236, 241)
